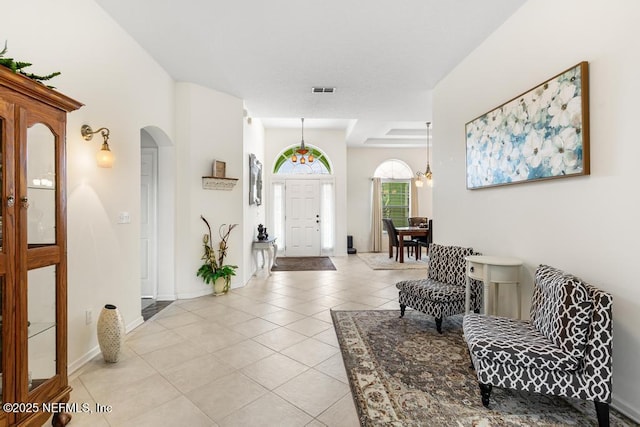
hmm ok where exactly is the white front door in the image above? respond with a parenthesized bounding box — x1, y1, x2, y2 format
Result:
(285, 179, 321, 256)
(140, 148, 158, 298)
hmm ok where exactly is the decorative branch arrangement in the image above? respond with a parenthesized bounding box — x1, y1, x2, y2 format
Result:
(0, 41, 61, 88)
(197, 215, 238, 291)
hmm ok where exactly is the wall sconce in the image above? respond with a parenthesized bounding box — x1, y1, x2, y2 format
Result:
(81, 124, 114, 168)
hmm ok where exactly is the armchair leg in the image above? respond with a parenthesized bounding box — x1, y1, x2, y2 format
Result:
(479, 383, 492, 407)
(399, 304, 406, 318)
(594, 401, 610, 427)
(435, 317, 443, 333)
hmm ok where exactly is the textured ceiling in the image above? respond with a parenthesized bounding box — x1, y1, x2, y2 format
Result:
(95, 0, 525, 146)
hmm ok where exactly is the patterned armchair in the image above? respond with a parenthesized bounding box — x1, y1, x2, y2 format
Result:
(463, 265, 613, 427)
(395, 243, 482, 333)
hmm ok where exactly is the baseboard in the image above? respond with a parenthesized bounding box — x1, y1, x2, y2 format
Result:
(126, 316, 144, 333)
(612, 393, 640, 423)
(176, 288, 212, 299)
(155, 294, 177, 301)
(68, 344, 101, 377)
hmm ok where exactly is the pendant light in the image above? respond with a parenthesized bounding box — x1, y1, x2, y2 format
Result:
(415, 121, 432, 187)
(291, 118, 314, 164)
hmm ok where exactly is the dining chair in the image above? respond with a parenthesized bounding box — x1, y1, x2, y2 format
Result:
(413, 219, 432, 260)
(408, 216, 428, 227)
(382, 218, 418, 261)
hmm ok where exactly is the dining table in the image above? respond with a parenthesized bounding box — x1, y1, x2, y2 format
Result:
(394, 226, 430, 263)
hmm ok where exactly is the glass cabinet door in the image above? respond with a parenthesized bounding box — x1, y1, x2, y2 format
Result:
(26, 123, 56, 248)
(24, 122, 58, 394)
(27, 266, 57, 391)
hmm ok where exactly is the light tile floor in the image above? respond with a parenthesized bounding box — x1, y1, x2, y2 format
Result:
(68, 255, 426, 426)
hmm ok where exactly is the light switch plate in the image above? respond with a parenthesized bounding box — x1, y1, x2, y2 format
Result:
(118, 212, 131, 224)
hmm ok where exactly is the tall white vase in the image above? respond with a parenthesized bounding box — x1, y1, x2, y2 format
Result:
(97, 304, 125, 363)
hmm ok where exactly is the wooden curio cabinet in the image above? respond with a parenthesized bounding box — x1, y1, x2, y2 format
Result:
(0, 67, 82, 426)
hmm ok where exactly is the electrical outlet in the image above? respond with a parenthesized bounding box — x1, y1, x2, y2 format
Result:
(85, 309, 92, 325)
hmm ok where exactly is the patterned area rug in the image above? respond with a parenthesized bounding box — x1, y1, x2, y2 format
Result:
(331, 310, 634, 427)
(358, 252, 428, 270)
(271, 256, 336, 271)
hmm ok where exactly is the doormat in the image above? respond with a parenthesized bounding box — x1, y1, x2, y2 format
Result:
(271, 256, 336, 271)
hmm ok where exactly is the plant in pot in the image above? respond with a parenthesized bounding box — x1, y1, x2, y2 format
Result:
(197, 215, 238, 295)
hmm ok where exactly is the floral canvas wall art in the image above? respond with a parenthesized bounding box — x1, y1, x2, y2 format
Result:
(465, 62, 589, 189)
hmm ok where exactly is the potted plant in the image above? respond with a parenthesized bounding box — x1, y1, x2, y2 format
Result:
(197, 215, 238, 295)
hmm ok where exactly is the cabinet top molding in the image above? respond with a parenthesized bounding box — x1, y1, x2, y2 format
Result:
(0, 66, 83, 112)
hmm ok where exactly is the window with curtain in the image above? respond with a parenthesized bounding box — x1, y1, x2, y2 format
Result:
(381, 181, 410, 227)
(374, 159, 413, 228)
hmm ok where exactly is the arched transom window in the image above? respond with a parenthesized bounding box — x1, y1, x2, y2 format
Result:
(274, 146, 332, 174)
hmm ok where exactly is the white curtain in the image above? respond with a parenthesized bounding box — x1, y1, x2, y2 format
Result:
(371, 178, 383, 252)
(410, 178, 419, 216)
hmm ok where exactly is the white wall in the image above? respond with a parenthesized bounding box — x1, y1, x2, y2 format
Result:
(174, 83, 245, 299)
(3, 0, 175, 370)
(265, 128, 348, 256)
(433, 0, 640, 419)
(347, 147, 432, 252)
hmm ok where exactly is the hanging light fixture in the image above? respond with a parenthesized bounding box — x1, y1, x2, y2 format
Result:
(291, 118, 314, 164)
(415, 121, 432, 187)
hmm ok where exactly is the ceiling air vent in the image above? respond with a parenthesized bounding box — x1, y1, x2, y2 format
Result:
(311, 87, 336, 93)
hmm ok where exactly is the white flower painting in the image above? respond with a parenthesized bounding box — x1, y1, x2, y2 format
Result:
(465, 62, 589, 189)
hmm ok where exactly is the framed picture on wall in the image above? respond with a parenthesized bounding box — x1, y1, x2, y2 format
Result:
(465, 61, 590, 189)
(249, 153, 262, 205)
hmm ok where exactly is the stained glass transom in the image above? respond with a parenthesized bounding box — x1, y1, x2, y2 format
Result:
(274, 146, 332, 174)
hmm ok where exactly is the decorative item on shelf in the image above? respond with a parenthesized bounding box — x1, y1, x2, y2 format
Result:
(81, 124, 115, 168)
(415, 121, 433, 187)
(257, 224, 268, 241)
(197, 215, 238, 295)
(97, 304, 125, 363)
(291, 118, 314, 164)
(212, 159, 226, 178)
(0, 41, 61, 88)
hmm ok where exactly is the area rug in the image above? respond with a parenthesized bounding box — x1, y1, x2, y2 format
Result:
(271, 256, 336, 271)
(358, 252, 428, 270)
(331, 310, 633, 427)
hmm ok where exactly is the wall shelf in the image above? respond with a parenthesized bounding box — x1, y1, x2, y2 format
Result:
(202, 176, 238, 191)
